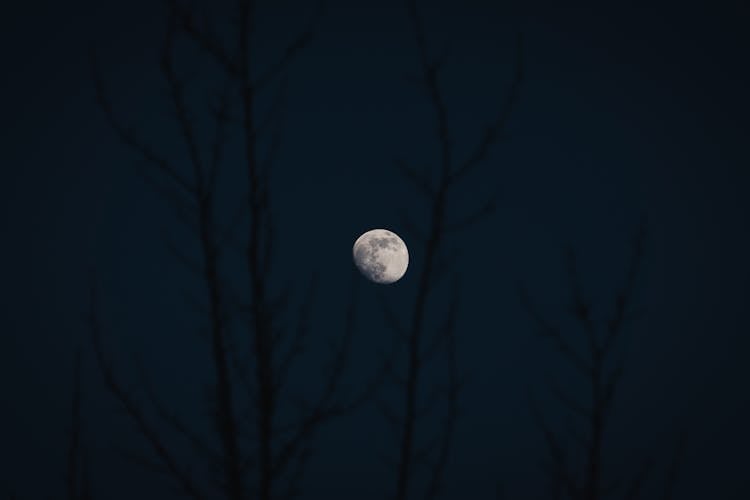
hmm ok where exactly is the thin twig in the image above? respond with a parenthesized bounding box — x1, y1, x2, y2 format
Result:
(88, 285, 207, 500)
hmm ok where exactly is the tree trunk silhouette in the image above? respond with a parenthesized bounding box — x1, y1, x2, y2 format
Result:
(90, 1, 374, 498)
(380, 2, 523, 499)
(520, 218, 687, 500)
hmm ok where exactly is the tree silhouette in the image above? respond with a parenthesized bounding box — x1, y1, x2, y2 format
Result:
(3, 351, 92, 500)
(376, 1, 522, 499)
(90, 1, 372, 499)
(518, 218, 687, 500)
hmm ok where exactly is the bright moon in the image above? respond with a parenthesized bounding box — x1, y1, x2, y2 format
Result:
(352, 229, 409, 284)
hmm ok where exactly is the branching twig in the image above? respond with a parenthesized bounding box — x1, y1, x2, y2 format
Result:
(385, 2, 523, 499)
(518, 285, 592, 377)
(520, 220, 684, 500)
(88, 286, 207, 500)
(423, 288, 460, 500)
(91, 53, 197, 198)
(251, 2, 325, 92)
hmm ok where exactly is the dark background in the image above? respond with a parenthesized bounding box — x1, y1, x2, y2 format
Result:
(1, 0, 749, 498)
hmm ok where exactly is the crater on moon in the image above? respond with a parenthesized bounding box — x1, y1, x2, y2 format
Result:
(352, 229, 409, 284)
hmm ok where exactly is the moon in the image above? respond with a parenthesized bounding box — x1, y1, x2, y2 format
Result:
(352, 229, 409, 284)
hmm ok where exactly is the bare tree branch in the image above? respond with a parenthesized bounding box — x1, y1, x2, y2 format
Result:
(602, 216, 646, 356)
(274, 276, 318, 395)
(251, 2, 325, 92)
(379, 292, 408, 343)
(522, 219, 684, 500)
(136, 360, 223, 465)
(91, 52, 197, 198)
(93, 2, 390, 499)
(395, 158, 436, 199)
(444, 195, 497, 233)
(565, 248, 599, 357)
(88, 285, 208, 500)
(160, 10, 206, 190)
(547, 375, 591, 419)
(206, 79, 234, 197)
(423, 296, 460, 500)
(623, 459, 652, 500)
(518, 284, 592, 377)
(528, 390, 579, 499)
(448, 33, 523, 185)
(169, 0, 241, 77)
(385, 3, 523, 499)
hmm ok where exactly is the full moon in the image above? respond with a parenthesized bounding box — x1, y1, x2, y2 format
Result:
(352, 229, 409, 284)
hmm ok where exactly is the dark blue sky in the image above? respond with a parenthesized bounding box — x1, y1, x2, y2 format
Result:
(1, 1, 749, 499)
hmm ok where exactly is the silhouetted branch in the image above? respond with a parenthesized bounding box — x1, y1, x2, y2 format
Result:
(88, 286, 208, 500)
(383, 2, 523, 499)
(137, 361, 223, 465)
(601, 357, 625, 422)
(169, 8, 246, 498)
(528, 390, 579, 499)
(164, 236, 205, 276)
(379, 292, 408, 343)
(395, 158, 436, 199)
(253, 34, 311, 93)
(565, 249, 598, 356)
(235, 1, 371, 482)
(623, 459, 652, 500)
(420, 283, 459, 364)
(206, 80, 233, 196)
(216, 194, 251, 253)
(377, 397, 404, 439)
(94, 2, 381, 499)
(91, 54, 197, 199)
(160, 11, 206, 189)
(400, 213, 429, 247)
(423, 291, 460, 500)
(518, 284, 591, 377)
(444, 196, 497, 233)
(256, 79, 288, 145)
(546, 375, 590, 419)
(274, 276, 318, 395)
(169, 0, 240, 77)
(602, 216, 646, 357)
(279, 444, 311, 500)
(448, 34, 523, 185)
(114, 445, 171, 477)
(521, 219, 685, 500)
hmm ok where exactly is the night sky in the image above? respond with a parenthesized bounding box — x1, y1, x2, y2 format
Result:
(2, 1, 749, 499)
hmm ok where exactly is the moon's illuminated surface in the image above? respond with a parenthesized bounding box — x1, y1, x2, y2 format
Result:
(352, 229, 409, 284)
